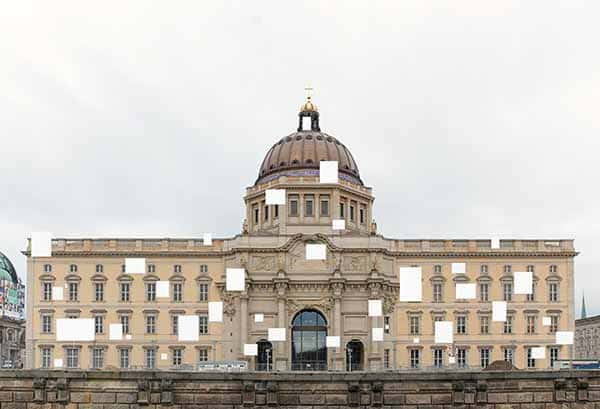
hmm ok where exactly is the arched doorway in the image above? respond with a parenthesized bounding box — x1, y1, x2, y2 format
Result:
(256, 340, 272, 371)
(346, 340, 364, 371)
(291, 309, 327, 371)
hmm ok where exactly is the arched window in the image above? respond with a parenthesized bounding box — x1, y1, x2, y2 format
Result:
(256, 340, 273, 371)
(346, 340, 364, 371)
(291, 309, 327, 371)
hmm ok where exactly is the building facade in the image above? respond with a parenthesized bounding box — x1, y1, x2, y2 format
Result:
(25, 99, 577, 371)
(1, 252, 26, 368)
(575, 315, 600, 359)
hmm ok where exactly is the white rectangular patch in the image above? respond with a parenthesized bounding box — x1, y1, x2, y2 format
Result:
(266, 189, 286, 205)
(125, 334, 132, 340)
(302, 116, 312, 131)
(178, 315, 199, 342)
(109, 324, 123, 341)
(491, 238, 500, 249)
(319, 161, 338, 184)
(332, 219, 345, 230)
(368, 299, 382, 317)
(372, 327, 384, 341)
(209, 301, 223, 322)
(268, 328, 286, 342)
(556, 331, 574, 345)
(326, 336, 341, 348)
(514, 271, 533, 294)
(156, 281, 170, 298)
(53, 358, 63, 368)
(531, 347, 546, 359)
(434, 321, 453, 344)
(56, 318, 95, 341)
(413, 337, 420, 344)
(254, 313, 264, 323)
(542, 316, 552, 326)
(455, 283, 476, 299)
(399, 267, 422, 302)
(306, 244, 326, 260)
(161, 353, 168, 360)
(448, 356, 456, 364)
(31, 232, 52, 257)
(244, 344, 258, 356)
(492, 301, 507, 322)
(125, 258, 145, 274)
(226, 268, 245, 291)
(451, 263, 466, 274)
(203, 233, 212, 245)
(52, 286, 63, 301)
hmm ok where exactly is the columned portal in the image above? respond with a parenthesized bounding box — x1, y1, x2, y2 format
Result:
(291, 309, 327, 371)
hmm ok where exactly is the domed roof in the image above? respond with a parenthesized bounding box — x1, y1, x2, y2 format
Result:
(256, 132, 363, 186)
(0, 252, 18, 283)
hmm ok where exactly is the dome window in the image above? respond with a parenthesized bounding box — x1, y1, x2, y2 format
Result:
(305, 159, 313, 164)
(316, 135, 323, 140)
(286, 136, 292, 142)
(295, 135, 302, 141)
(280, 161, 287, 167)
(306, 135, 313, 140)
(292, 159, 299, 165)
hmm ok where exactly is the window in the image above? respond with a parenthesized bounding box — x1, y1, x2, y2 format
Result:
(120, 315, 130, 334)
(198, 349, 208, 362)
(41, 348, 52, 368)
(94, 283, 104, 302)
(274, 204, 279, 219)
(43, 283, 52, 301)
(145, 349, 156, 369)
(173, 283, 183, 302)
(527, 282, 536, 302)
(68, 283, 78, 301)
(549, 265, 557, 273)
(527, 347, 535, 368)
(44, 264, 52, 273)
(320, 197, 329, 217)
(456, 316, 467, 334)
(503, 282, 513, 301)
(119, 349, 130, 369)
(171, 315, 179, 335)
(253, 204, 259, 223)
(526, 316, 536, 334)
(94, 316, 104, 334)
(359, 207, 365, 224)
(457, 348, 467, 368)
(480, 316, 489, 335)
(198, 283, 209, 301)
(383, 349, 390, 369)
(146, 283, 156, 301)
(264, 204, 269, 220)
(95, 264, 103, 273)
(172, 349, 183, 366)
(550, 316, 559, 333)
(199, 264, 208, 273)
(410, 349, 420, 369)
(174, 264, 182, 273)
(504, 316, 513, 334)
(479, 283, 489, 301)
(339, 202, 345, 218)
(66, 348, 79, 368)
(120, 283, 130, 302)
(147, 264, 156, 273)
(289, 195, 299, 216)
(66, 313, 79, 319)
(433, 283, 443, 302)
(42, 315, 52, 333)
(199, 314, 208, 335)
(503, 347, 514, 365)
(549, 283, 559, 302)
(305, 195, 314, 217)
(480, 264, 488, 274)
(550, 347, 559, 367)
(91, 347, 104, 369)
(121, 264, 126, 273)
(480, 348, 490, 368)
(503, 265, 511, 273)
(70, 264, 78, 273)
(432, 315, 444, 333)
(410, 316, 420, 335)
(527, 265, 535, 273)
(433, 348, 444, 368)
(146, 315, 156, 334)
(349, 204, 355, 221)
(384, 316, 391, 334)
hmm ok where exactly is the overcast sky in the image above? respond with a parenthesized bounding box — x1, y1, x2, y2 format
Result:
(1, 1, 598, 315)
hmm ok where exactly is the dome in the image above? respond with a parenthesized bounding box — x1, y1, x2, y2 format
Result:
(0, 252, 18, 283)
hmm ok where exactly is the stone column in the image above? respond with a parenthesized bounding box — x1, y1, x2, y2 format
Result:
(240, 294, 248, 353)
(333, 296, 342, 370)
(277, 296, 286, 370)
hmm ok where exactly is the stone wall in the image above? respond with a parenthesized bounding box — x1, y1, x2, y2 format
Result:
(0, 369, 599, 409)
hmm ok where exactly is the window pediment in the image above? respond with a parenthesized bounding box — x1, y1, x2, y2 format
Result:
(169, 275, 186, 282)
(546, 274, 562, 282)
(91, 274, 107, 282)
(196, 274, 213, 283)
(143, 274, 160, 282)
(452, 275, 470, 283)
(116, 274, 134, 282)
(65, 274, 81, 282)
(39, 274, 55, 282)
(429, 276, 446, 283)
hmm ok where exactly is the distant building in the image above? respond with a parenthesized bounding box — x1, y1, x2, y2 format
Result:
(575, 314, 600, 359)
(0, 252, 26, 367)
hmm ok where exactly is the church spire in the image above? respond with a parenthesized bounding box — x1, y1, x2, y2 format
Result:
(581, 292, 587, 319)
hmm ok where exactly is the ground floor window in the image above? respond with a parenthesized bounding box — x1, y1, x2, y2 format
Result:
(480, 348, 490, 368)
(433, 348, 443, 368)
(145, 348, 156, 369)
(66, 348, 79, 368)
(410, 349, 420, 369)
(41, 348, 52, 368)
(550, 347, 559, 368)
(91, 348, 104, 369)
(119, 349, 130, 369)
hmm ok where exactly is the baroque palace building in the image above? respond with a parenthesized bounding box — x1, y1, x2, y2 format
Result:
(25, 97, 577, 371)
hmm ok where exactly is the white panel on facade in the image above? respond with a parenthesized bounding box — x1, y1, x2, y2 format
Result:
(399, 267, 422, 302)
(109, 324, 123, 341)
(556, 331, 574, 345)
(542, 316, 552, 326)
(326, 336, 341, 348)
(531, 347, 546, 359)
(491, 238, 500, 249)
(53, 358, 63, 368)
(161, 353, 168, 360)
(203, 233, 212, 245)
(455, 283, 476, 299)
(156, 281, 170, 298)
(302, 116, 312, 131)
(268, 328, 286, 342)
(125, 334, 132, 340)
(413, 337, 420, 344)
(209, 301, 223, 322)
(319, 161, 338, 184)
(244, 344, 258, 356)
(514, 271, 533, 294)
(306, 244, 326, 260)
(125, 258, 145, 274)
(266, 189, 286, 205)
(448, 356, 456, 364)
(56, 318, 95, 342)
(226, 268, 245, 291)
(492, 301, 507, 322)
(332, 219, 345, 230)
(31, 232, 52, 257)
(254, 314, 264, 323)
(368, 300, 382, 317)
(52, 286, 63, 301)
(451, 263, 466, 274)
(372, 328, 384, 341)
(178, 315, 199, 342)
(434, 321, 453, 344)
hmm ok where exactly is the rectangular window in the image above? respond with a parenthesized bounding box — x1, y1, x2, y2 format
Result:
(68, 283, 78, 301)
(274, 204, 279, 218)
(527, 347, 536, 368)
(433, 348, 443, 368)
(503, 283, 513, 301)
(43, 283, 52, 301)
(198, 349, 208, 362)
(172, 315, 179, 335)
(550, 316, 559, 333)
(42, 315, 52, 333)
(456, 316, 467, 334)
(340, 202, 345, 218)
(384, 316, 391, 334)
(66, 348, 79, 368)
(289, 195, 299, 216)
(94, 316, 104, 334)
(146, 283, 156, 301)
(433, 283, 443, 302)
(480, 316, 489, 335)
(198, 283, 209, 301)
(174, 264, 182, 273)
(95, 283, 104, 302)
(527, 283, 536, 301)
(479, 283, 489, 301)
(120, 283, 130, 302)
(148, 264, 156, 273)
(91, 347, 104, 369)
(550, 347, 559, 367)
(410, 349, 420, 369)
(146, 315, 156, 334)
(480, 348, 490, 368)
(349, 204, 355, 221)
(480, 264, 488, 274)
(264, 204, 269, 220)
(527, 316, 536, 334)
(173, 283, 183, 302)
(359, 207, 365, 224)
(120, 315, 130, 334)
(41, 348, 52, 368)
(145, 349, 156, 369)
(410, 316, 420, 335)
(383, 349, 390, 369)
(305, 195, 314, 216)
(549, 283, 559, 302)
(172, 349, 183, 366)
(503, 347, 514, 365)
(504, 316, 513, 334)
(320, 198, 329, 217)
(253, 204, 259, 223)
(119, 349, 130, 369)
(199, 314, 208, 335)
(457, 348, 467, 368)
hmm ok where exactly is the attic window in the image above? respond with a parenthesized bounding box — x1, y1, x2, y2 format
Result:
(292, 159, 299, 164)
(306, 135, 313, 140)
(316, 135, 323, 140)
(305, 159, 313, 164)
(280, 161, 286, 166)
(296, 135, 302, 140)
